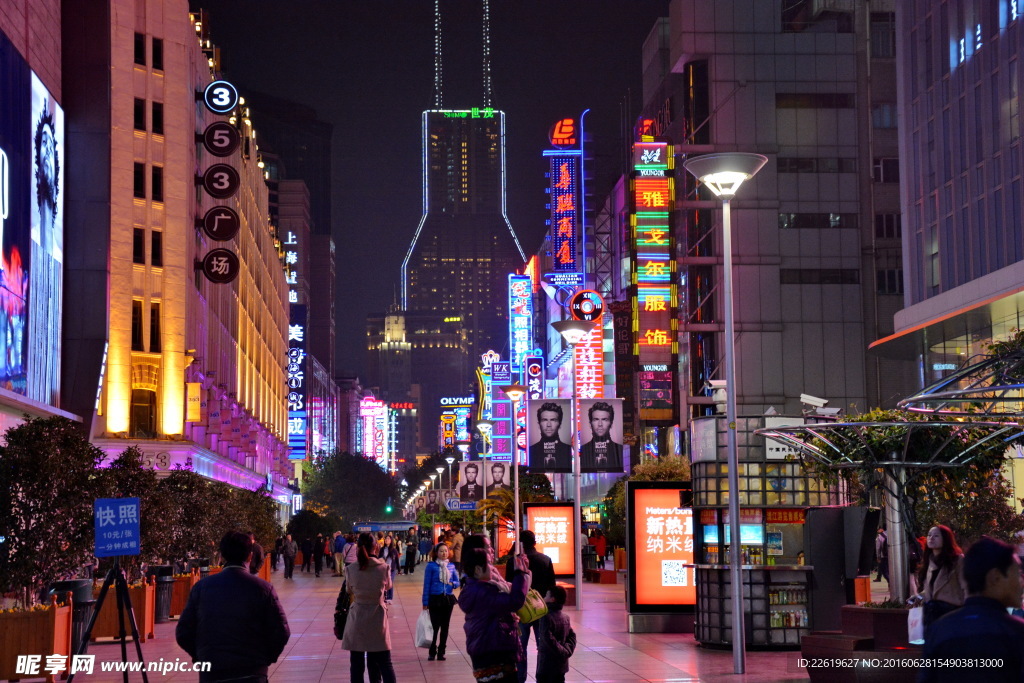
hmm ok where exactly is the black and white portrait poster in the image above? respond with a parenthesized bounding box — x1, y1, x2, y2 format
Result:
(485, 460, 510, 495)
(458, 461, 485, 501)
(526, 398, 572, 472)
(579, 398, 625, 473)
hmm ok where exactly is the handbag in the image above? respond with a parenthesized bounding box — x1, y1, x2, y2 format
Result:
(923, 599, 957, 626)
(333, 582, 350, 640)
(515, 588, 549, 624)
(415, 609, 434, 648)
(907, 605, 924, 644)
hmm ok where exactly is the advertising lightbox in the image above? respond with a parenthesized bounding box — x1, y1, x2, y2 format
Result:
(627, 482, 696, 612)
(525, 503, 576, 577)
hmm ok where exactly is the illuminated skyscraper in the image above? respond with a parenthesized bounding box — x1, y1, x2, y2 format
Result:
(401, 109, 525, 359)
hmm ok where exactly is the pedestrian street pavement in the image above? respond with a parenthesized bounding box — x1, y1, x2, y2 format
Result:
(68, 562, 844, 682)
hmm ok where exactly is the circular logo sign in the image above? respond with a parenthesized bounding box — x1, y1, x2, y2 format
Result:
(202, 164, 240, 199)
(548, 118, 577, 148)
(202, 122, 241, 157)
(203, 80, 239, 115)
(569, 289, 604, 321)
(200, 206, 240, 241)
(201, 248, 240, 284)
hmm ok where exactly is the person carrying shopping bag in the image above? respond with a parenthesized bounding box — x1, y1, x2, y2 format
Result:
(422, 542, 459, 661)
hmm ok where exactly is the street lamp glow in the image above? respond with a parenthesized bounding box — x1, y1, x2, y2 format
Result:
(551, 319, 593, 346)
(501, 383, 526, 403)
(683, 151, 766, 675)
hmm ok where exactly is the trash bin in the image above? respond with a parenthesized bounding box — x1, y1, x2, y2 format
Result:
(47, 579, 95, 655)
(147, 565, 175, 624)
(190, 558, 211, 578)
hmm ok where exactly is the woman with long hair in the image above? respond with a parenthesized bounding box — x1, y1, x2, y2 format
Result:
(380, 534, 400, 603)
(916, 524, 967, 626)
(422, 542, 459, 661)
(341, 533, 396, 683)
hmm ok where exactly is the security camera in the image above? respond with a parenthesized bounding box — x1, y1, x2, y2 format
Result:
(799, 394, 828, 409)
(708, 379, 727, 389)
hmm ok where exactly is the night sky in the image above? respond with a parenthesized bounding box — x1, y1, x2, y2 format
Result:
(192, 1, 670, 377)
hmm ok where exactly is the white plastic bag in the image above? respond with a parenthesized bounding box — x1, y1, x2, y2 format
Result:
(907, 605, 924, 644)
(415, 609, 434, 648)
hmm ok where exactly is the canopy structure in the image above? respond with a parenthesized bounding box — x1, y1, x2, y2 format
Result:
(899, 349, 1024, 417)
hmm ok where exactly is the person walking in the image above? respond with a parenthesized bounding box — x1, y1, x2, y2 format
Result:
(459, 544, 531, 682)
(333, 532, 346, 576)
(916, 524, 967, 627)
(271, 536, 283, 572)
(874, 527, 889, 583)
(506, 530, 555, 683)
(341, 533, 396, 683)
(343, 533, 360, 568)
(418, 534, 433, 567)
(281, 534, 298, 580)
(451, 526, 465, 574)
(380, 535, 401, 603)
(422, 542, 459, 661)
(404, 534, 417, 575)
(591, 530, 607, 569)
(535, 585, 576, 683)
(248, 533, 264, 576)
(176, 531, 290, 682)
(920, 536, 1024, 681)
(313, 533, 325, 577)
(301, 537, 314, 574)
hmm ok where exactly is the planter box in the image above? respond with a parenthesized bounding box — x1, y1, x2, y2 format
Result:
(800, 605, 920, 683)
(169, 572, 199, 618)
(840, 605, 911, 649)
(0, 597, 72, 682)
(258, 561, 271, 582)
(90, 578, 156, 642)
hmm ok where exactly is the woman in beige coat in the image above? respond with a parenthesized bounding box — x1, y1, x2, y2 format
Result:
(342, 533, 396, 683)
(916, 525, 967, 627)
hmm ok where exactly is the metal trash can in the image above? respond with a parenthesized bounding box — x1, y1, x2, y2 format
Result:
(47, 579, 95, 655)
(146, 565, 175, 624)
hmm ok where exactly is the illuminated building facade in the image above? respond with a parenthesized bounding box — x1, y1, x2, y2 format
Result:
(401, 109, 526, 359)
(64, 2, 292, 505)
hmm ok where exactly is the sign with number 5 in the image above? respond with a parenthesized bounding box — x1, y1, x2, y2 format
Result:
(202, 122, 240, 157)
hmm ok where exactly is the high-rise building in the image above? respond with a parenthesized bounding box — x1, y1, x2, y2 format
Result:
(401, 109, 526, 359)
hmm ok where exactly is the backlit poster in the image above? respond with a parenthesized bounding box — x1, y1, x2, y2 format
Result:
(457, 461, 485, 503)
(578, 398, 625, 473)
(525, 503, 576, 577)
(627, 482, 695, 612)
(525, 398, 572, 472)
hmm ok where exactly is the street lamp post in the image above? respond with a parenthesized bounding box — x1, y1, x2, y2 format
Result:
(475, 419, 494, 536)
(445, 456, 455, 490)
(501, 384, 527, 553)
(551, 318, 596, 613)
(683, 152, 767, 674)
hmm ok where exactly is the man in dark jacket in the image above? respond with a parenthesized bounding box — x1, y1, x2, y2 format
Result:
(248, 533, 264, 575)
(506, 529, 556, 683)
(920, 536, 1024, 682)
(176, 531, 290, 682)
(281, 534, 298, 579)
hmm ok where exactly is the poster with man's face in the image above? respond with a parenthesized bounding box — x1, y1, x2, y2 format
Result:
(579, 398, 625, 473)
(485, 461, 510, 494)
(425, 489, 440, 514)
(415, 496, 426, 510)
(526, 398, 573, 473)
(458, 461, 485, 502)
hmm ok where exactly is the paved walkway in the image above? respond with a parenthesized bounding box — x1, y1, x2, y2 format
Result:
(69, 563, 874, 682)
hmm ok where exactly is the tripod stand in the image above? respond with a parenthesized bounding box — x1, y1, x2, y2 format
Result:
(67, 558, 149, 683)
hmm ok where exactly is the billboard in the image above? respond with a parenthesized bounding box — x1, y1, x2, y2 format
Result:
(0, 36, 64, 405)
(545, 120, 581, 272)
(579, 398, 625, 473)
(484, 460, 511, 495)
(287, 305, 308, 459)
(525, 398, 572, 473)
(525, 503, 577, 577)
(508, 274, 533, 368)
(359, 397, 388, 470)
(457, 460, 485, 502)
(627, 482, 695, 612)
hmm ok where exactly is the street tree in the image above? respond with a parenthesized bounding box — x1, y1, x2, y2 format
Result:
(303, 449, 397, 525)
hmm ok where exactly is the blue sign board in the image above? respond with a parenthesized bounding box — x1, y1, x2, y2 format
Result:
(94, 497, 141, 557)
(491, 361, 512, 385)
(353, 521, 419, 533)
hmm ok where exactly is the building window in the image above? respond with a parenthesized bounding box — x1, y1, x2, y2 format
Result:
(870, 13, 897, 58)
(151, 38, 163, 71)
(129, 389, 157, 438)
(874, 214, 902, 239)
(133, 228, 145, 264)
(134, 33, 146, 66)
(876, 268, 904, 294)
(778, 213, 858, 229)
(873, 158, 900, 182)
(151, 165, 163, 202)
(151, 231, 163, 267)
(149, 303, 161, 353)
(777, 157, 857, 173)
(131, 300, 144, 350)
(780, 269, 860, 285)
(151, 102, 164, 135)
(133, 163, 145, 198)
(871, 103, 898, 128)
(776, 93, 855, 108)
(134, 98, 146, 131)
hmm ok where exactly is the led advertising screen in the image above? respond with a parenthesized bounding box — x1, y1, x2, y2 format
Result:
(0, 35, 64, 405)
(525, 503, 577, 577)
(627, 482, 696, 612)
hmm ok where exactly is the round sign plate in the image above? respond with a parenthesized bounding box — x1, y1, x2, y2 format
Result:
(202, 164, 240, 199)
(201, 248, 240, 284)
(202, 121, 241, 157)
(203, 80, 239, 115)
(200, 206, 240, 241)
(569, 289, 605, 321)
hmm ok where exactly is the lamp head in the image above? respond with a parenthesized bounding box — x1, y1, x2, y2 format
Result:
(429, 474, 437, 482)
(551, 319, 594, 346)
(475, 419, 494, 436)
(445, 456, 455, 465)
(436, 466, 445, 474)
(501, 383, 527, 403)
(682, 152, 767, 198)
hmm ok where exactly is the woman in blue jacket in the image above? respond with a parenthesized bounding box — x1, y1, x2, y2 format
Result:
(458, 543, 531, 682)
(422, 542, 460, 660)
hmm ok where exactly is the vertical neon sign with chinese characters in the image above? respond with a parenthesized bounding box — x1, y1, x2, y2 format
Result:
(287, 304, 308, 459)
(631, 139, 677, 422)
(545, 118, 581, 272)
(359, 397, 388, 471)
(508, 275, 533, 369)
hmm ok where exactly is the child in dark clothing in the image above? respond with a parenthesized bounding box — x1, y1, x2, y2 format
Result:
(535, 585, 576, 683)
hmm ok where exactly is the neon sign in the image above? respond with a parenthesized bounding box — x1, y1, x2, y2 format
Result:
(508, 274, 534, 368)
(359, 398, 388, 470)
(287, 304, 308, 459)
(545, 120, 581, 272)
(548, 118, 577, 148)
